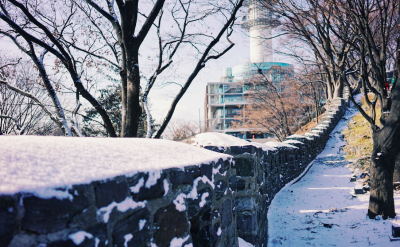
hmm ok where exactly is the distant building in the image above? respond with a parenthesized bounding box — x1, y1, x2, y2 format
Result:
(204, 0, 293, 139)
(205, 63, 293, 139)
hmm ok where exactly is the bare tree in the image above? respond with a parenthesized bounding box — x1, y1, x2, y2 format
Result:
(333, 0, 400, 219)
(266, 0, 400, 218)
(163, 119, 200, 141)
(297, 66, 327, 123)
(264, 0, 358, 101)
(0, 0, 245, 138)
(0, 56, 50, 135)
(231, 71, 307, 141)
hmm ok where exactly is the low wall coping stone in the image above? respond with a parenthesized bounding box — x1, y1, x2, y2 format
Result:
(0, 136, 231, 198)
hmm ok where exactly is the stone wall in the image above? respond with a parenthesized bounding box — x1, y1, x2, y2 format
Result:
(0, 98, 348, 247)
(202, 97, 349, 246)
(1, 155, 238, 247)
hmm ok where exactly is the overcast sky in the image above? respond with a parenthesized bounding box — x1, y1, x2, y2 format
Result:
(149, 30, 251, 127)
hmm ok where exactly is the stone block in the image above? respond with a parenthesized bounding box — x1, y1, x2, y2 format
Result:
(68, 205, 97, 229)
(237, 214, 256, 233)
(235, 197, 256, 212)
(0, 196, 17, 247)
(237, 179, 246, 191)
(112, 208, 151, 247)
(94, 178, 129, 208)
(354, 189, 364, 194)
(130, 173, 165, 201)
(235, 157, 254, 177)
(169, 170, 194, 189)
(8, 234, 37, 247)
(153, 203, 190, 247)
(392, 225, 400, 238)
(21, 192, 88, 234)
(186, 166, 201, 179)
(229, 175, 237, 191)
(200, 164, 213, 181)
(215, 180, 228, 200)
(220, 199, 232, 229)
(230, 146, 255, 155)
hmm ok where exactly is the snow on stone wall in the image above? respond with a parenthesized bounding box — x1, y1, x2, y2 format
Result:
(186, 97, 349, 246)
(0, 138, 235, 247)
(0, 97, 348, 247)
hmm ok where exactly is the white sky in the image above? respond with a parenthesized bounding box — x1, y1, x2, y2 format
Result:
(149, 30, 250, 126)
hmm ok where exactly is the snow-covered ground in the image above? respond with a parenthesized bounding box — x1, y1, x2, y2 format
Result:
(268, 106, 400, 246)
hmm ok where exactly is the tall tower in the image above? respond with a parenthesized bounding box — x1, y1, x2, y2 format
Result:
(242, 0, 279, 63)
(205, 1, 292, 136)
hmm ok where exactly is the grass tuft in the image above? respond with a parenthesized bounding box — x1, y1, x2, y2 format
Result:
(342, 95, 381, 170)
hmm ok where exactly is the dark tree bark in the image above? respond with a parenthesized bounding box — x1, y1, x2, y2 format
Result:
(368, 81, 400, 219)
(365, 0, 400, 219)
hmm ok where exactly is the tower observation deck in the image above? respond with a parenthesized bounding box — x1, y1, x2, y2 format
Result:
(241, 0, 280, 63)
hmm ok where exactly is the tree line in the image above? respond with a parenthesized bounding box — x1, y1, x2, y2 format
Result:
(263, 0, 399, 220)
(231, 0, 399, 219)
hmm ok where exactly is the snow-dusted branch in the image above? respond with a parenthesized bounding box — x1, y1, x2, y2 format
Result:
(2, 0, 117, 137)
(0, 115, 24, 135)
(0, 31, 73, 136)
(72, 101, 84, 137)
(0, 76, 67, 134)
(143, 97, 153, 138)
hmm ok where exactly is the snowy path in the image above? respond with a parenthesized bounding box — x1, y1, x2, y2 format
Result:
(267, 107, 400, 246)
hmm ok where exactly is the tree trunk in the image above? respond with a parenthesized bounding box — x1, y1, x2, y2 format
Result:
(121, 56, 141, 137)
(120, 17, 142, 138)
(368, 76, 400, 219)
(333, 77, 343, 98)
(315, 100, 319, 123)
(393, 154, 400, 188)
(325, 74, 334, 101)
(368, 131, 396, 219)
